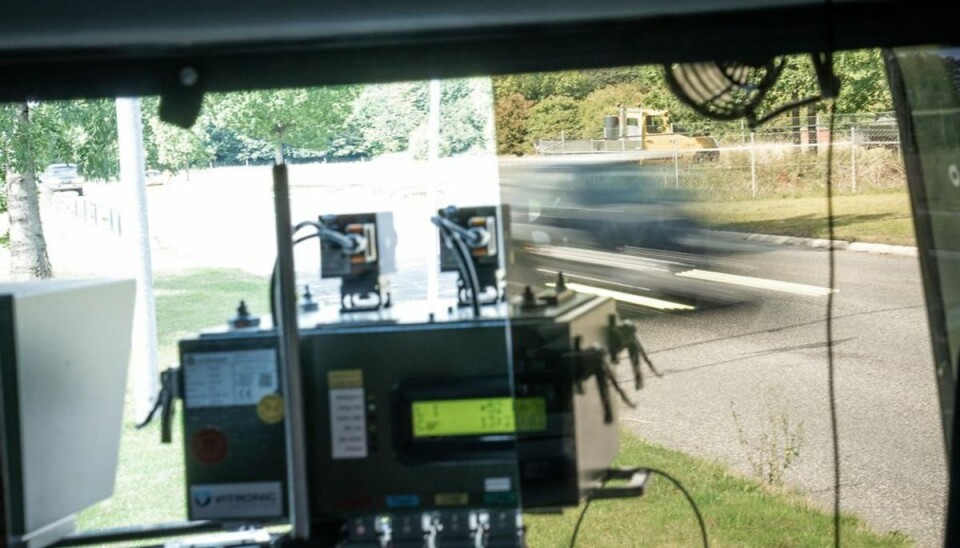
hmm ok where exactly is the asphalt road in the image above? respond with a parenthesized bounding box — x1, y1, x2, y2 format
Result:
(602, 245, 946, 547)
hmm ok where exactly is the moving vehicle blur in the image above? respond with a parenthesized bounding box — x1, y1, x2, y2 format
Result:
(499, 155, 749, 309)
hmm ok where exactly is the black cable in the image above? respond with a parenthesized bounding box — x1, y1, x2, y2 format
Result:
(567, 467, 708, 548)
(268, 222, 364, 322)
(646, 467, 709, 548)
(134, 394, 163, 429)
(567, 497, 594, 548)
(432, 216, 482, 317)
(269, 231, 323, 323)
(818, 1, 840, 545)
(824, 97, 841, 548)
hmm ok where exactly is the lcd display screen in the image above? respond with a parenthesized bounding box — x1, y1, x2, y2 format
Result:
(412, 397, 546, 438)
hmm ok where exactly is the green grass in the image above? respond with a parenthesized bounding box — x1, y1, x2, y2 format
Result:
(527, 434, 911, 547)
(688, 192, 916, 246)
(80, 268, 910, 546)
(77, 268, 270, 531)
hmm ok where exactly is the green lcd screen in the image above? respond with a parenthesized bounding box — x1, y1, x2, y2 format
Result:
(412, 397, 547, 438)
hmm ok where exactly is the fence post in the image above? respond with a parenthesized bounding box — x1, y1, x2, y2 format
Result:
(850, 126, 857, 193)
(560, 131, 565, 154)
(92, 203, 98, 226)
(750, 132, 757, 198)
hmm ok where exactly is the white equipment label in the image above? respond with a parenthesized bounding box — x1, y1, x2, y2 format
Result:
(485, 477, 512, 492)
(329, 370, 368, 459)
(190, 482, 283, 519)
(184, 350, 278, 408)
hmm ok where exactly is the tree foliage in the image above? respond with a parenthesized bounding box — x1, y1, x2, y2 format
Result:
(206, 87, 359, 160)
(577, 83, 647, 138)
(526, 96, 584, 140)
(492, 49, 895, 150)
(493, 92, 533, 155)
(335, 78, 491, 160)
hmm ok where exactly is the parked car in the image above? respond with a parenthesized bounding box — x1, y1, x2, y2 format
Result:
(38, 163, 85, 196)
(145, 169, 168, 186)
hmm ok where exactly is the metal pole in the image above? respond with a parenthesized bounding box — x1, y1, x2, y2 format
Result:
(426, 79, 441, 306)
(116, 97, 159, 425)
(850, 126, 857, 193)
(750, 132, 757, 198)
(273, 163, 311, 540)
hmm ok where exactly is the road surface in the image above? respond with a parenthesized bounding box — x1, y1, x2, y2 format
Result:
(601, 246, 945, 547)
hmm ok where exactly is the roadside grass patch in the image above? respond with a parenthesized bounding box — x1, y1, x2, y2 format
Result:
(526, 433, 910, 547)
(78, 268, 269, 531)
(688, 192, 915, 246)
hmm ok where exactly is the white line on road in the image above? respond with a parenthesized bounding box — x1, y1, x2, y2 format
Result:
(535, 268, 651, 292)
(676, 269, 837, 297)
(529, 245, 672, 272)
(548, 281, 695, 311)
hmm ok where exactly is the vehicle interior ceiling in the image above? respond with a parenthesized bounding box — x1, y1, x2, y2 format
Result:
(0, 0, 960, 546)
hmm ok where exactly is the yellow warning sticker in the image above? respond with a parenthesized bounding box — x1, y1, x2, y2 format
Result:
(435, 493, 469, 506)
(328, 369, 364, 389)
(256, 394, 285, 424)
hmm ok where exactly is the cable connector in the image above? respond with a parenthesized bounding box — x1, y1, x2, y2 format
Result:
(607, 315, 660, 390)
(135, 366, 178, 444)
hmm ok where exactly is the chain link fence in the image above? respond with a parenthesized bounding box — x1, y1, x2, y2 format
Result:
(535, 111, 904, 199)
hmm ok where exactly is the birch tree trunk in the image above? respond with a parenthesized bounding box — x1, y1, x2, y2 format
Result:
(6, 102, 53, 280)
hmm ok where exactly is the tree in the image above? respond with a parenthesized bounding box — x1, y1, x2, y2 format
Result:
(493, 92, 533, 155)
(333, 78, 491, 160)
(208, 87, 358, 162)
(495, 71, 594, 102)
(35, 99, 119, 181)
(833, 49, 893, 113)
(409, 79, 491, 158)
(148, 115, 212, 176)
(2, 103, 53, 279)
(526, 96, 583, 140)
(578, 83, 648, 138)
(333, 82, 428, 158)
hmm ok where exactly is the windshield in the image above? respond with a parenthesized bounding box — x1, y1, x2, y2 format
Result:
(46, 165, 78, 177)
(0, 48, 949, 548)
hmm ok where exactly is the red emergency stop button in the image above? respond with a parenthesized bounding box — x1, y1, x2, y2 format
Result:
(191, 427, 228, 464)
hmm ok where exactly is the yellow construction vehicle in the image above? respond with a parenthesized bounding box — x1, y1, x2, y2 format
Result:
(536, 105, 719, 161)
(602, 105, 719, 161)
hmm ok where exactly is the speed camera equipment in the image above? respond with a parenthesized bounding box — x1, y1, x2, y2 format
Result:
(434, 206, 506, 313)
(168, 205, 647, 546)
(319, 212, 397, 312)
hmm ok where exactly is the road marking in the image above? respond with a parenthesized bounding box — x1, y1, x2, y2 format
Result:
(535, 268, 651, 292)
(528, 245, 672, 272)
(676, 269, 836, 297)
(548, 281, 695, 311)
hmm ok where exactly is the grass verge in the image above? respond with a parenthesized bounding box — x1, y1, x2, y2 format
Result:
(527, 433, 910, 547)
(77, 269, 270, 531)
(80, 268, 909, 546)
(688, 192, 916, 246)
